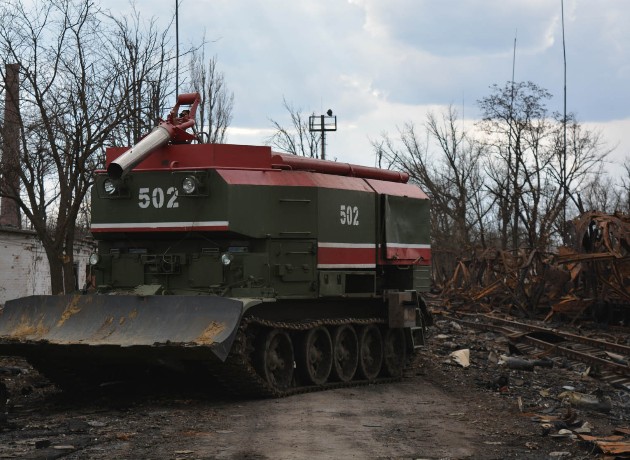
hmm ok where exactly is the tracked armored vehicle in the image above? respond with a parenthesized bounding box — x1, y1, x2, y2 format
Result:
(0, 93, 431, 396)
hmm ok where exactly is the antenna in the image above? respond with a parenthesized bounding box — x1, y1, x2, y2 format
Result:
(511, 30, 517, 94)
(462, 91, 465, 132)
(175, 0, 179, 98)
(561, 0, 568, 242)
(509, 29, 518, 250)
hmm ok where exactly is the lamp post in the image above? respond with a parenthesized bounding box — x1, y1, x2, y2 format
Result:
(309, 110, 337, 160)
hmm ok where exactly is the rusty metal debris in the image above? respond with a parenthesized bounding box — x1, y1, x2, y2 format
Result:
(577, 433, 630, 456)
(437, 211, 630, 324)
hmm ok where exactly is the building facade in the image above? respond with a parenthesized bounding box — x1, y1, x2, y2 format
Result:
(0, 226, 94, 304)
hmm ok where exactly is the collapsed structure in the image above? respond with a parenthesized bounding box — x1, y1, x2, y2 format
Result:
(438, 211, 630, 325)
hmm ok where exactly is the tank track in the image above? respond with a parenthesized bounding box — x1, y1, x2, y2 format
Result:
(23, 317, 404, 398)
(211, 316, 401, 398)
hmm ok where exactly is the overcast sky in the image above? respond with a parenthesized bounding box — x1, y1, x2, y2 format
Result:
(111, 0, 630, 170)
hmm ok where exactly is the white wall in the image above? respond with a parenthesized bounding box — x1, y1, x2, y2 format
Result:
(0, 228, 94, 304)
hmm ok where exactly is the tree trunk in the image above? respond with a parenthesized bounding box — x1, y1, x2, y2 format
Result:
(63, 258, 76, 294)
(63, 231, 77, 293)
(44, 248, 65, 295)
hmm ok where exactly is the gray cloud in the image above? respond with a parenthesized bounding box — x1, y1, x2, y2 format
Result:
(106, 0, 630, 163)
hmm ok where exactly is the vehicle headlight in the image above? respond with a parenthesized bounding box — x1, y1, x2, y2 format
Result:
(182, 176, 198, 194)
(89, 253, 101, 266)
(103, 179, 117, 195)
(221, 253, 233, 266)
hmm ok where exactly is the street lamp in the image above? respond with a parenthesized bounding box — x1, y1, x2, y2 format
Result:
(309, 110, 337, 160)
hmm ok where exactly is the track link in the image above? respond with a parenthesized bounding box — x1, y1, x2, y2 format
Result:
(214, 316, 401, 398)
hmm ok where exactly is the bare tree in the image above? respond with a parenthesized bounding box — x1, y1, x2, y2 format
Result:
(581, 175, 621, 213)
(618, 161, 630, 212)
(0, 0, 176, 294)
(106, 6, 177, 148)
(425, 108, 491, 249)
(267, 98, 320, 157)
(373, 106, 489, 257)
(581, 156, 627, 214)
(478, 82, 609, 250)
(189, 50, 234, 144)
(548, 115, 611, 216)
(478, 81, 553, 250)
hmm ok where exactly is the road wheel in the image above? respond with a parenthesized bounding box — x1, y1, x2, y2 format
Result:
(331, 325, 358, 383)
(382, 327, 407, 378)
(357, 324, 383, 381)
(255, 328, 294, 392)
(298, 327, 333, 385)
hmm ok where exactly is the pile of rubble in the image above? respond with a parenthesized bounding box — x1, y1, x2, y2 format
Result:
(424, 313, 630, 458)
(437, 211, 630, 325)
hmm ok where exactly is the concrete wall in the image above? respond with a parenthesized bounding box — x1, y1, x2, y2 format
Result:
(0, 227, 94, 304)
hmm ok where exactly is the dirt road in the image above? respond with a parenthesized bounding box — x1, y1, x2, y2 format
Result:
(0, 375, 494, 460)
(153, 382, 479, 460)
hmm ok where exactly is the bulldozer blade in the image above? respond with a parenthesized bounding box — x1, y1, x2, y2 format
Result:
(0, 294, 244, 363)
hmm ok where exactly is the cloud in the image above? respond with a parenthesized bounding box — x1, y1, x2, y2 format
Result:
(584, 118, 630, 170)
(352, 0, 558, 56)
(103, 0, 630, 168)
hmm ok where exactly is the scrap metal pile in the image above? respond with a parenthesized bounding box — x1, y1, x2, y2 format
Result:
(437, 211, 630, 324)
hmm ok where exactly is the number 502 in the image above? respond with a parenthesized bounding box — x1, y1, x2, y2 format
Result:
(340, 205, 359, 226)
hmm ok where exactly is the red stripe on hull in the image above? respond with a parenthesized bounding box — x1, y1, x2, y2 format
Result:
(318, 246, 375, 267)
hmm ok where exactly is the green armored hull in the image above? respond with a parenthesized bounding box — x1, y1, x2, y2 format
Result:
(0, 94, 432, 396)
